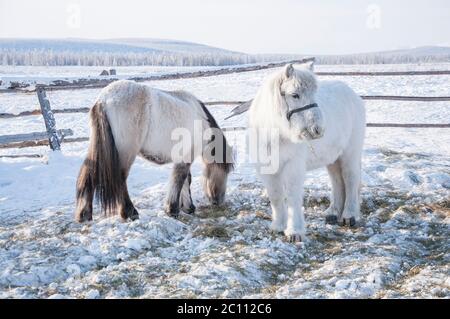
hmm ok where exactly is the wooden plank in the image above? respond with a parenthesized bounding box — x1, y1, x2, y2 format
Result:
(2, 95, 449, 119)
(360, 96, 450, 102)
(0, 107, 90, 119)
(222, 123, 450, 131)
(0, 154, 43, 159)
(63, 137, 89, 143)
(36, 87, 61, 151)
(366, 123, 450, 128)
(1, 57, 316, 93)
(0, 129, 73, 144)
(207, 96, 450, 103)
(316, 70, 450, 76)
(2, 65, 450, 94)
(0, 129, 73, 149)
(0, 139, 54, 149)
(205, 101, 248, 106)
(0, 109, 42, 119)
(2, 122, 449, 150)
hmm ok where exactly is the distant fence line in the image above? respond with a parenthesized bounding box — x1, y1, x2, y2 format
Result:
(2, 95, 450, 119)
(1, 58, 450, 93)
(0, 57, 316, 93)
(315, 70, 450, 76)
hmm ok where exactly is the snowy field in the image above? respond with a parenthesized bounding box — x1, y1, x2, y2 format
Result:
(0, 63, 449, 299)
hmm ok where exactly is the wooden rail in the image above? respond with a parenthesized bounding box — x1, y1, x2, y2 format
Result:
(0, 154, 43, 159)
(316, 70, 450, 76)
(222, 124, 450, 132)
(0, 107, 91, 119)
(1, 96, 449, 119)
(0, 57, 316, 93)
(5, 122, 447, 150)
(2, 62, 449, 94)
(360, 96, 450, 102)
(14, 122, 449, 148)
(0, 129, 73, 149)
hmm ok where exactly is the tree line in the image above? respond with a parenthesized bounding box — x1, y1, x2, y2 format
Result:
(0, 49, 257, 67)
(1, 49, 449, 66)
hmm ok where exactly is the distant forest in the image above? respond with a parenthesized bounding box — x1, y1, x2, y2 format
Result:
(1, 49, 449, 66)
(257, 53, 450, 65)
(0, 50, 257, 67)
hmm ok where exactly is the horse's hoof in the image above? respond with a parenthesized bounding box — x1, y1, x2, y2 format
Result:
(339, 217, 357, 228)
(270, 229, 284, 236)
(128, 209, 139, 221)
(183, 204, 196, 215)
(287, 234, 304, 243)
(325, 215, 338, 225)
(75, 208, 92, 223)
(164, 207, 180, 219)
(270, 226, 285, 234)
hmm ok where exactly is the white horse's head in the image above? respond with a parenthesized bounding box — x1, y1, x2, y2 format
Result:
(279, 63, 324, 142)
(253, 63, 325, 143)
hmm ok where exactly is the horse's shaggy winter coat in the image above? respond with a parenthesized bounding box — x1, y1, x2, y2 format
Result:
(75, 80, 233, 222)
(247, 64, 366, 242)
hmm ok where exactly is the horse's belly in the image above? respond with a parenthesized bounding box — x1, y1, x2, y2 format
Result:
(305, 143, 341, 171)
(305, 130, 347, 171)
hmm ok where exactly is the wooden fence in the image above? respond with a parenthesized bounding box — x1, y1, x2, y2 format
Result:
(0, 60, 449, 151)
(2, 95, 450, 120)
(2, 57, 450, 93)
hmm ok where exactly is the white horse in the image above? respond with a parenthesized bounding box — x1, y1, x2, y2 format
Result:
(229, 63, 366, 242)
(75, 80, 234, 222)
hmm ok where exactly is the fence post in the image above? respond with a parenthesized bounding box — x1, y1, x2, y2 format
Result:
(36, 86, 61, 151)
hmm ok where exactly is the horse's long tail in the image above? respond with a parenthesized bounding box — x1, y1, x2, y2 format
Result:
(76, 102, 124, 216)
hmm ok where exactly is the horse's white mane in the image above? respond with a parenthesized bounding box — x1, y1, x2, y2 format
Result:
(249, 64, 318, 134)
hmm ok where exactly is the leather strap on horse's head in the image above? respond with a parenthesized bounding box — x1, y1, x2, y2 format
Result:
(286, 103, 319, 121)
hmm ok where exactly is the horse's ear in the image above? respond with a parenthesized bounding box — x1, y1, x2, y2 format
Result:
(305, 61, 315, 72)
(284, 63, 294, 78)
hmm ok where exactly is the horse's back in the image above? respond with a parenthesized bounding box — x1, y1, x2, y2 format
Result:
(141, 87, 208, 163)
(99, 80, 149, 109)
(319, 80, 366, 148)
(95, 81, 152, 165)
(317, 80, 365, 131)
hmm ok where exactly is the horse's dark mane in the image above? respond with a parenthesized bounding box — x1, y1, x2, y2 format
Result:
(198, 100, 234, 173)
(198, 100, 220, 129)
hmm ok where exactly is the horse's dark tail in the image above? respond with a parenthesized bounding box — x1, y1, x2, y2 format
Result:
(76, 102, 124, 218)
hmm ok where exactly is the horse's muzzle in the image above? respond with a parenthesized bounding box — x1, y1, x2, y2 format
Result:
(301, 125, 324, 140)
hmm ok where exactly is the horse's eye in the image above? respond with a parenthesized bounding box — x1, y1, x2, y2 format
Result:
(292, 93, 299, 99)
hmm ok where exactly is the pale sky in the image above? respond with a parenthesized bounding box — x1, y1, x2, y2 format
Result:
(0, 0, 449, 54)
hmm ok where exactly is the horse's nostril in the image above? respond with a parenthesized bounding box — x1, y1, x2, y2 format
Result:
(311, 125, 323, 137)
(304, 126, 322, 139)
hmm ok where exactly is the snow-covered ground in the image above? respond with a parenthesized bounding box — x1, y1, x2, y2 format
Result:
(0, 64, 449, 299)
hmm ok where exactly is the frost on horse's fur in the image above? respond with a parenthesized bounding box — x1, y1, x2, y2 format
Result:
(247, 63, 366, 242)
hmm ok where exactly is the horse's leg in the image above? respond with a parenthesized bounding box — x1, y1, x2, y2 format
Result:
(165, 163, 191, 218)
(119, 181, 139, 221)
(116, 158, 139, 221)
(180, 171, 196, 214)
(75, 159, 94, 222)
(260, 173, 287, 233)
(282, 162, 307, 242)
(325, 160, 345, 224)
(339, 155, 361, 227)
